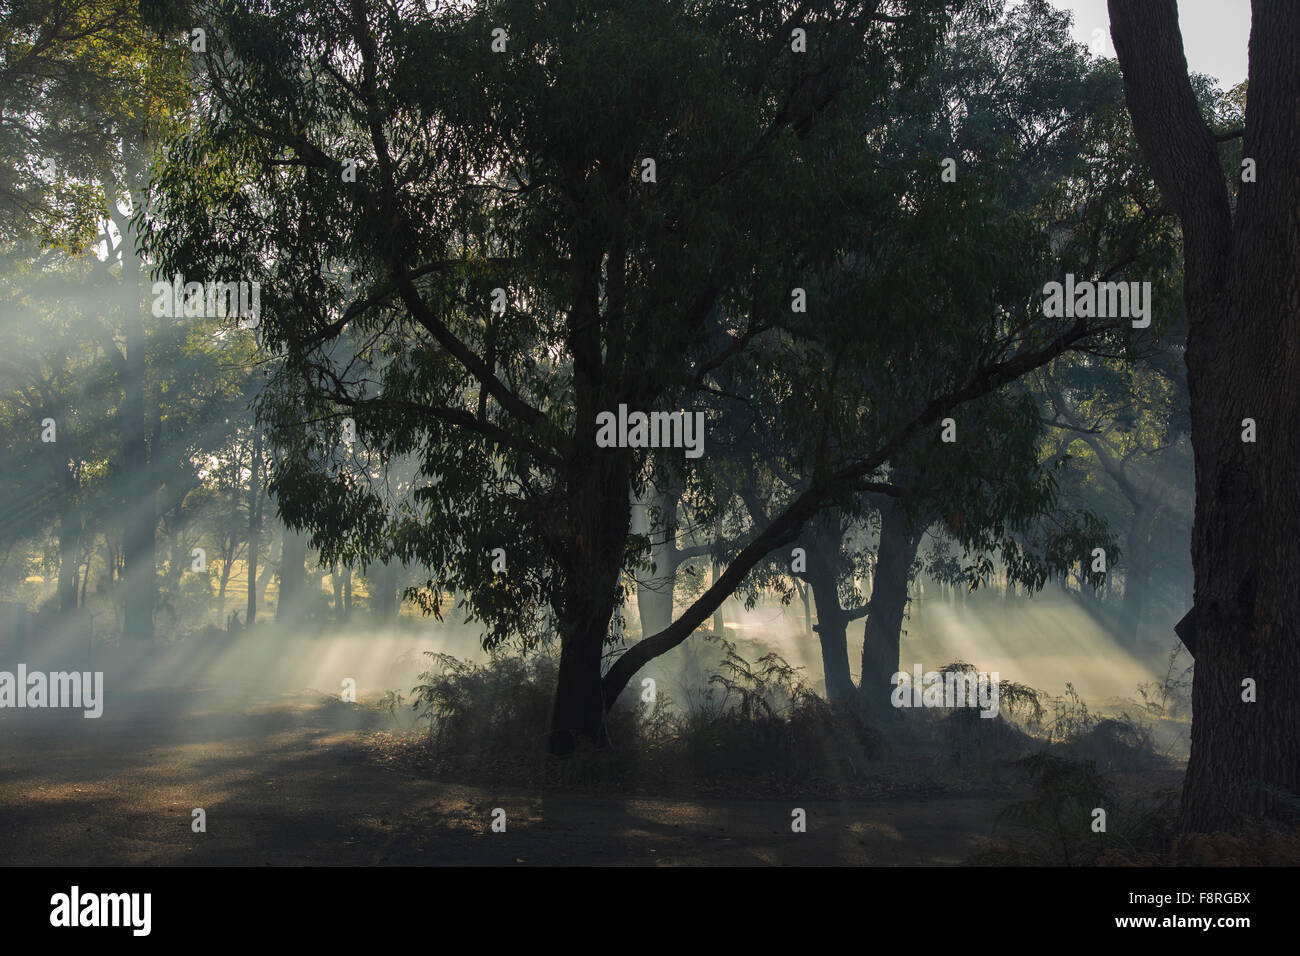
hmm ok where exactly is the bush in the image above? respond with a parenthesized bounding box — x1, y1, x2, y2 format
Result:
(397, 641, 887, 793)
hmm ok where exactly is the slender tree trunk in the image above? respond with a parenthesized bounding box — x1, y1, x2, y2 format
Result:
(278, 528, 307, 620)
(859, 496, 923, 719)
(1110, 0, 1300, 831)
(56, 509, 80, 613)
(805, 548, 856, 702)
(631, 484, 679, 639)
(1122, 499, 1157, 631)
(332, 565, 344, 623)
(368, 559, 396, 620)
(710, 516, 725, 636)
(795, 578, 813, 639)
(246, 429, 262, 627)
(255, 528, 278, 605)
(118, 225, 155, 642)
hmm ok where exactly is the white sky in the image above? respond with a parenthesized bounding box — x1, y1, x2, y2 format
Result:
(1050, 0, 1250, 89)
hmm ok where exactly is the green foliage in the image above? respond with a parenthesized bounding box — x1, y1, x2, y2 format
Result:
(411, 650, 557, 756)
(402, 641, 886, 790)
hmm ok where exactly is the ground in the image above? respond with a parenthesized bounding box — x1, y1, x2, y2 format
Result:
(0, 682, 1054, 866)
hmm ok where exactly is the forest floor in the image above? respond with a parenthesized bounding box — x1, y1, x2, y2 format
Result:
(0, 675, 1184, 866)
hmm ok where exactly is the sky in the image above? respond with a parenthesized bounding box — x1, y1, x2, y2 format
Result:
(1050, 0, 1250, 89)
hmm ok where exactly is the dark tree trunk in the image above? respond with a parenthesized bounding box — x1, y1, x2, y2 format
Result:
(799, 521, 857, 701)
(332, 565, 344, 622)
(246, 429, 262, 627)
(378, 559, 399, 620)
(57, 513, 80, 613)
(1122, 499, 1157, 630)
(806, 557, 856, 702)
(119, 253, 155, 642)
(710, 516, 725, 636)
(79, 549, 91, 608)
(859, 495, 923, 719)
(1110, 0, 1300, 831)
(548, 453, 632, 756)
(278, 528, 307, 619)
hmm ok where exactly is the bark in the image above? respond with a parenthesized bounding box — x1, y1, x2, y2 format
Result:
(378, 559, 399, 620)
(631, 484, 679, 639)
(710, 516, 725, 636)
(246, 429, 262, 627)
(1122, 498, 1157, 629)
(56, 510, 80, 613)
(79, 550, 90, 608)
(795, 578, 813, 639)
(859, 495, 923, 719)
(255, 529, 278, 605)
(278, 528, 307, 620)
(547, 451, 633, 755)
(115, 200, 155, 643)
(49, 435, 81, 613)
(1110, 0, 1300, 831)
(548, 220, 635, 755)
(804, 542, 857, 702)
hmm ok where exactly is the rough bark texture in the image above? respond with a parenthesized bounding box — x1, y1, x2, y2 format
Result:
(1110, 0, 1300, 831)
(547, 451, 632, 756)
(859, 495, 922, 719)
(246, 429, 262, 627)
(801, 525, 858, 702)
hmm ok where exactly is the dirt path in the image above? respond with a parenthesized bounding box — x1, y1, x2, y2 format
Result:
(0, 687, 1023, 865)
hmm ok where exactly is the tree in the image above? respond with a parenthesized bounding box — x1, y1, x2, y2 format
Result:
(1108, 0, 1300, 831)
(145, 0, 1133, 756)
(2, 0, 195, 641)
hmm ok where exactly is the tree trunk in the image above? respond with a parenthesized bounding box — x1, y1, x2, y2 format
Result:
(710, 516, 725, 636)
(795, 578, 813, 639)
(255, 528, 278, 605)
(631, 484, 678, 639)
(118, 219, 155, 642)
(859, 496, 923, 719)
(246, 429, 262, 627)
(120, 330, 155, 639)
(56, 509, 80, 613)
(547, 444, 632, 756)
(805, 549, 856, 702)
(378, 559, 399, 620)
(1122, 499, 1157, 632)
(278, 528, 307, 620)
(332, 565, 345, 623)
(1110, 0, 1300, 831)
